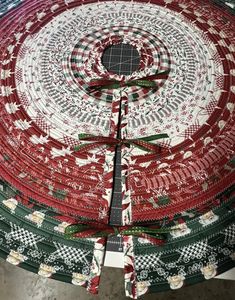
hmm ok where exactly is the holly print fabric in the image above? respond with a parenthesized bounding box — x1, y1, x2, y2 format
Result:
(0, 0, 234, 298)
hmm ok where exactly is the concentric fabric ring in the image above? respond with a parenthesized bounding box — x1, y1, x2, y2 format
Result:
(68, 26, 170, 102)
(124, 193, 235, 298)
(0, 179, 105, 294)
(0, 0, 22, 17)
(0, 0, 234, 299)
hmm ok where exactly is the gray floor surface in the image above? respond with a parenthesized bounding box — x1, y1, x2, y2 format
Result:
(0, 259, 235, 300)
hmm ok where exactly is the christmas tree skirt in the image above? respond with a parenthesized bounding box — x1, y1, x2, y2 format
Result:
(0, 0, 234, 298)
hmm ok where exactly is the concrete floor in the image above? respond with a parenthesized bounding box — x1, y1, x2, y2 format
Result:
(0, 259, 235, 300)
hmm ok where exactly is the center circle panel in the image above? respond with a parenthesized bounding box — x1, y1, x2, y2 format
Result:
(11, 2, 229, 149)
(101, 43, 140, 75)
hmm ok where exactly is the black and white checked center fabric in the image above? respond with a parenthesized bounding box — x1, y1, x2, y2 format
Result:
(109, 145, 123, 225)
(102, 43, 140, 75)
(224, 224, 235, 245)
(178, 241, 209, 261)
(51, 243, 91, 264)
(135, 253, 161, 270)
(104, 43, 141, 226)
(8, 223, 44, 247)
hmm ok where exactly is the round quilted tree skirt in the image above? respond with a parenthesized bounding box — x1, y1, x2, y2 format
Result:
(0, 0, 235, 299)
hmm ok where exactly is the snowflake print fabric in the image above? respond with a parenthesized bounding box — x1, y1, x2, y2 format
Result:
(0, 0, 234, 298)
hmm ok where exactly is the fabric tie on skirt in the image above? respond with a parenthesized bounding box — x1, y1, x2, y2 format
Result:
(88, 70, 170, 91)
(64, 223, 172, 245)
(74, 133, 169, 153)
